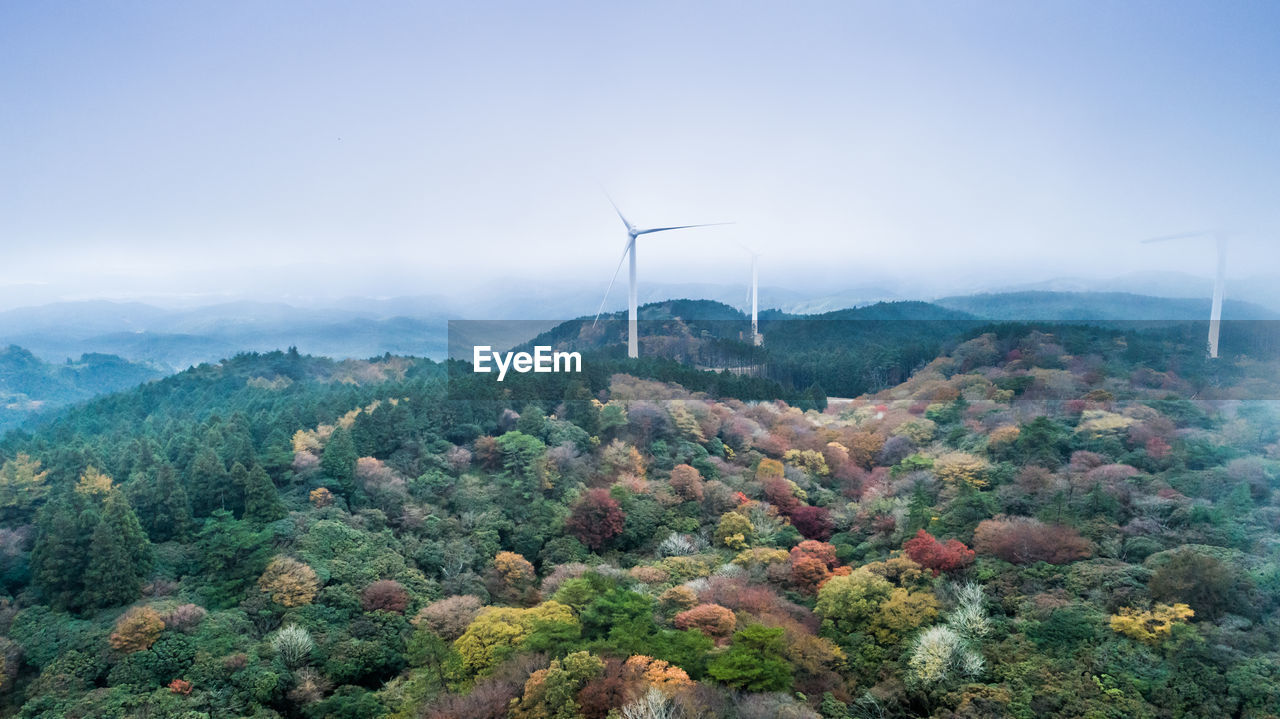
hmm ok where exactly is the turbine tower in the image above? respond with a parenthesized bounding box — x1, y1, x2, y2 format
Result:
(1142, 230, 1229, 358)
(593, 196, 729, 358)
(741, 245, 762, 346)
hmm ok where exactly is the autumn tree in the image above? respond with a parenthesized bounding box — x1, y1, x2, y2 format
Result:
(869, 588, 940, 644)
(903, 530, 975, 575)
(362, 579, 410, 614)
(933, 452, 991, 489)
(566, 489, 624, 552)
(673, 604, 737, 640)
(415, 595, 484, 641)
(815, 569, 893, 635)
(756, 458, 785, 482)
(1109, 603, 1194, 645)
(510, 651, 603, 719)
(259, 555, 320, 607)
(668, 464, 705, 502)
(789, 505, 834, 540)
(789, 557, 832, 594)
(845, 432, 885, 470)
(790, 540, 840, 569)
(310, 487, 334, 508)
(84, 490, 153, 609)
(0, 453, 48, 523)
(109, 606, 165, 653)
(487, 551, 539, 606)
(786, 541, 836, 592)
(454, 601, 577, 673)
(972, 516, 1092, 565)
(76, 466, 113, 498)
(714, 512, 754, 549)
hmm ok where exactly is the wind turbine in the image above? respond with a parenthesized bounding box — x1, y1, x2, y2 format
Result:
(1142, 230, 1229, 358)
(740, 244, 762, 346)
(592, 196, 730, 358)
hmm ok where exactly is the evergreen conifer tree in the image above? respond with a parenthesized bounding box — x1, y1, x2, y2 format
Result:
(30, 488, 94, 611)
(84, 490, 153, 609)
(243, 464, 286, 524)
(321, 427, 357, 496)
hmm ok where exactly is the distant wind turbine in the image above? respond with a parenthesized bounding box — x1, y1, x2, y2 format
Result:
(1142, 230, 1230, 358)
(592, 195, 730, 358)
(740, 244, 762, 346)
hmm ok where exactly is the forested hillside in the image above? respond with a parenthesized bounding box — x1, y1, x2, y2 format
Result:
(0, 329, 1277, 718)
(0, 346, 163, 433)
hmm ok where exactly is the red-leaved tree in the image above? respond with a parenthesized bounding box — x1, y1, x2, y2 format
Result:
(566, 489, 625, 551)
(673, 603, 737, 639)
(789, 505, 834, 540)
(902, 529, 975, 575)
(972, 516, 1093, 565)
(361, 579, 410, 614)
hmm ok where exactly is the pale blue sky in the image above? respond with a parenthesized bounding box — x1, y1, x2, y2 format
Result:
(1, 1, 1277, 306)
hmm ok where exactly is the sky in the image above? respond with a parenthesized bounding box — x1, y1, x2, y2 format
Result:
(1, 1, 1278, 310)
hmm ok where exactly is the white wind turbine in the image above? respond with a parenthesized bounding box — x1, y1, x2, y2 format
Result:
(592, 195, 730, 358)
(741, 245, 762, 346)
(1142, 230, 1230, 358)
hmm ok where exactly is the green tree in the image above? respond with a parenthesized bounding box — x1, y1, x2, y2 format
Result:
(707, 624, 793, 691)
(243, 464, 285, 524)
(130, 462, 192, 542)
(495, 431, 548, 500)
(30, 488, 95, 610)
(196, 510, 270, 607)
(815, 569, 893, 635)
(83, 490, 153, 609)
(321, 427, 358, 496)
(188, 447, 229, 517)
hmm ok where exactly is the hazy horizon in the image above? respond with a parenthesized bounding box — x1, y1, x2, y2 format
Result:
(3, 2, 1278, 310)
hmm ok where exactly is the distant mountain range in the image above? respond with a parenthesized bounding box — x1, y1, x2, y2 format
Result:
(934, 291, 1279, 321)
(1, 283, 1276, 373)
(0, 346, 164, 432)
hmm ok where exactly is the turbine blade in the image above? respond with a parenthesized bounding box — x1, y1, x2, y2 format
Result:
(636, 222, 734, 235)
(600, 187, 632, 230)
(1141, 230, 1214, 244)
(593, 237, 634, 327)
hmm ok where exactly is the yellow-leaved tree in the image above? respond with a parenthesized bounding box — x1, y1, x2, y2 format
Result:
(109, 606, 165, 653)
(0, 454, 48, 520)
(454, 601, 577, 673)
(933, 452, 991, 489)
(75, 466, 114, 498)
(1109, 603, 1194, 645)
(259, 556, 321, 607)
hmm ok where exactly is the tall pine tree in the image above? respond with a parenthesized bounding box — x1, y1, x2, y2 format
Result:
(321, 427, 357, 497)
(188, 447, 230, 517)
(83, 490, 153, 609)
(30, 488, 95, 611)
(149, 463, 192, 541)
(243, 464, 285, 524)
